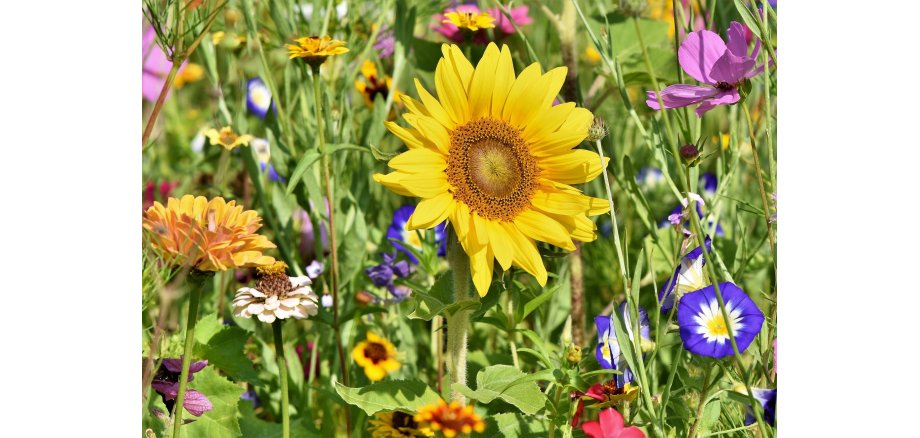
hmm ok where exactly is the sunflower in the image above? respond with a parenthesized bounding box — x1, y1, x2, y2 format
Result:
(414, 399, 485, 437)
(442, 9, 495, 32)
(143, 195, 276, 271)
(374, 43, 610, 296)
(204, 126, 253, 150)
(355, 60, 396, 107)
(368, 411, 433, 437)
(286, 36, 349, 66)
(352, 332, 400, 381)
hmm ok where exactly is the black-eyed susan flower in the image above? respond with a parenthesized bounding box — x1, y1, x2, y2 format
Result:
(286, 36, 349, 66)
(352, 332, 400, 381)
(441, 8, 495, 32)
(204, 126, 254, 150)
(143, 195, 276, 271)
(414, 399, 485, 437)
(367, 411, 433, 437)
(374, 43, 610, 296)
(355, 60, 395, 107)
(232, 261, 319, 323)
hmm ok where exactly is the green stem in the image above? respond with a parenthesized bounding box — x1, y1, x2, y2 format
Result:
(547, 384, 564, 438)
(142, 62, 181, 147)
(445, 228, 471, 403)
(687, 363, 714, 438)
(507, 295, 520, 370)
(310, 63, 351, 436)
(170, 272, 209, 438)
(741, 103, 776, 272)
(272, 320, 290, 438)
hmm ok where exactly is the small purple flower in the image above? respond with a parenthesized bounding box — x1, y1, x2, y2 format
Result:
(677, 282, 764, 358)
(744, 388, 777, 426)
(387, 284, 412, 302)
(594, 303, 651, 388)
(667, 213, 684, 226)
(374, 26, 395, 59)
(246, 77, 273, 119)
(700, 172, 718, 197)
(662, 203, 724, 237)
(151, 358, 213, 417)
(646, 22, 767, 117)
(365, 262, 394, 287)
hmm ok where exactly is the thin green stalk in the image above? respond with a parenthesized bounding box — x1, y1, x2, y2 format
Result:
(740, 103, 776, 269)
(445, 228, 471, 403)
(686, 363, 714, 438)
(547, 384, 564, 438)
(170, 272, 210, 438)
(634, 17, 678, 148)
(272, 321, 290, 438)
(310, 64, 351, 436)
(507, 295, 520, 370)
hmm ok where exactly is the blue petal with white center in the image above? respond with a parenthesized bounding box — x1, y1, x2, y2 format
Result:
(386, 205, 447, 264)
(699, 172, 717, 197)
(677, 282, 764, 358)
(594, 303, 650, 388)
(247, 77, 273, 119)
(744, 388, 777, 426)
(659, 236, 711, 313)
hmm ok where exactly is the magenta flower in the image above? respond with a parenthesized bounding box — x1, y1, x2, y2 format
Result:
(646, 22, 766, 117)
(142, 25, 187, 102)
(151, 358, 213, 417)
(491, 5, 532, 35)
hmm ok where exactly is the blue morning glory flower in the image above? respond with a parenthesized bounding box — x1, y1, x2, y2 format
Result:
(659, 236, 711, 313)
(636, 167, 664, 187)
(699, 172, 717, 197)
(386, 205, 447, 264)
(745, 388, 777, 426)
(258, 162, 285, 183)
(677, 282, 764, 358)
(246, 77, 273, 119)
(594, 303, 650, 388)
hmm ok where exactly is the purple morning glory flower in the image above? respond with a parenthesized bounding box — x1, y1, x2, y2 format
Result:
(365, 262, 394, 287)
(386, 205, 447, 264)
(646, 21, 766, 117)
(677, 282, 764, 358)
(745, 388, 777, 426)
(151, 358, 213, 417)
(594, 303, 650, 388)
(659, 237, 711, 313)
(246, 77, 273, 119)
(374, 26, 395, 59)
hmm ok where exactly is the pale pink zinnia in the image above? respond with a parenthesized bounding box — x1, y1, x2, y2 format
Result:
(646, 21, 767, 117)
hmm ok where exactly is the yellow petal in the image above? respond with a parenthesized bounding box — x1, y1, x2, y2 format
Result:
(435, 58, 470, 125)
(531, 188, 611, 216)
(514, 209, 576, 251)
(540, 66, 568, 108)
(521, 102, 576, 141)
(373, 172, 415, 197)
(502, 63, 543, 128)
(468, 43, 500, 119)
(409, 115, 451, 155)
(387, 148, 447, 174)
(441, 44, 474, 91)
(408, 192, 454, 230)
(483, 219, 513, 270)
(468, 239, 494, 297)
(449, 202, 471, 241)
(500, 222, 548, 286)
(490, 45, 516, 118)
(530, 107, 593, 157)
(364, 364, 387, 381)
(374, 172, 449, 198)
(385, 121, 437, 151)
(413, 78, 455, 130)
(539, 150, 609, 184)
(470, 213, 489, 247)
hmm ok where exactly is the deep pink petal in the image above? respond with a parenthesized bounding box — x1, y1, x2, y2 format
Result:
(151, 381, 179, 399)
(726, 22, 749, 58)
(582, 421, 605, 438)
(678, 30, 727, 84)
(183, 390, 213, 417)
(646, 84, 718, 110)
(709, 51, 755, 84)
(617, 426, 647, 438)
(694, 90, 740, 117)
(599, 409, 625, 434)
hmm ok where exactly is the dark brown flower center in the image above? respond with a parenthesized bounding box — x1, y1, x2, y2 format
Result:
(257, 273, 292, 297)
(446, 118, 539, 221)
(714, 81, 734, 91)
(364, 342, 389, 364)
(391, 411, 419, 432)
(602, 380, 625, 397)
(364, 75, 389, 102)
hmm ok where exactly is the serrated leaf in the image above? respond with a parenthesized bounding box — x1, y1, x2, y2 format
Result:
(181, 366, 245, 438)
(194, 313, 260, 384)
(334, 379, 442, 416)
(451, 365, 546, 415)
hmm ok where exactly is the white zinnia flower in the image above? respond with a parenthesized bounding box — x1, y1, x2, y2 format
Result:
(233, 268, 318, 323)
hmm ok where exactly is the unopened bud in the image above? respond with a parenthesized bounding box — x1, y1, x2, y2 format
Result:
(679, 143, 700, 165)
(565, 344, 582, 365)
(640, 338, 657, 353)
(587, 116, 608, 142)
(224, 8, 242, 27)
(618, 0, 648, 17)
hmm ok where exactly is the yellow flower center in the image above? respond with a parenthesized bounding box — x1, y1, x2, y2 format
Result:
(446, 118, 538, 221)
(219, 130, 238, 146)
(706, 314, 729, 337)
(364, 341, 389, 364)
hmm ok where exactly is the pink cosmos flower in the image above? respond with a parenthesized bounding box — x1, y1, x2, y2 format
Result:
(582, 408, 645, 438)
(431, 4, 530, 45)
(143, 25, 187, 102)
(646, 21, 766, 117)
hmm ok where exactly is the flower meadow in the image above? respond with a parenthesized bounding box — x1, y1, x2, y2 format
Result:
(141, 0, 777, 437)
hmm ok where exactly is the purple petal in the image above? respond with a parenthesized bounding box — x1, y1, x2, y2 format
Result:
(646, 84, 718, 110)
(183, 389, 213, 417)
(151, 381, 178, 398)
(725, 22, 749, 58)
(678, 30, 727, 85)
(695, 89, 740, 117)
(161, 358, 183, 373)
(709, 52, 755, 85)
(188, 360, 208, 374)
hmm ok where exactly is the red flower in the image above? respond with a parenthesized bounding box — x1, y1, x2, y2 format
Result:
(582, 408, 645, 438)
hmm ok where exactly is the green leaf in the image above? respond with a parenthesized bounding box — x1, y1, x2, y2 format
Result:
(285, 150, 321, 196)
(733, 0, 763, 41)
(700, 400, 722, 434)
(181, 366, 245, 438)
(517, 287, 556, 321)
(492, 412, 548, 437)
(334, 379, 442, 416)
(409, 273, 480, 320)
(194, 313, 260, 384)
(451, 365, 546, 415)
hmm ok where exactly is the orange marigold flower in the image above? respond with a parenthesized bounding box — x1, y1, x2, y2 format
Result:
(143, 195, 276, 271)
(414, 400, 485, 437)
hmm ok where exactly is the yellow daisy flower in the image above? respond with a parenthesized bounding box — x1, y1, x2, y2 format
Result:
(414, 400, 485, 437)
(583, 46, 602, 65)
(352, 332, 400, 381)
(368, 411, 433, 437)
(374, 43, 610, 296)
(174, 63, 204, 88)
(355, 60, 397, 107)
(204, 126, 253, 150)
(286, 36, 349, 65)
(442, 9, 496, 32)
(143, 195, 276, 271)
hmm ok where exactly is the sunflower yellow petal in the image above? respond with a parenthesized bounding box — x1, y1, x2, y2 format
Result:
(413, 79, 455, 129)
(515, 209, 576, 251)
(521, 102, 576, 141)
(408, 192, 454, 230)
(469, 43, 500, 119)
(539, 150, 609, 184)
(442, 44, 474, 91)
(374, 172, 449, 198)
(531, 188, 611, 216)
(530, 107, 594, 156)
(409, 115, 451, 155)
(490, 45, 516, 118)
(388, 148, 447, 174)
(500, 222, 548, 286)
(385, 121, 436, 151)
(470, 213, 489, 247)
(468, 240, 494, 297)
(435, 58, 470, 125)
(373, 172, 415, 197)
(539, 66, 568, 108)
(483, 219, 513, 270)
(502, 63, 543, 128)
(449, 202, 471, 241)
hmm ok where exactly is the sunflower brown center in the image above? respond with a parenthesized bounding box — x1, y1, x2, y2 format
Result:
(446, 118, 539, 221)
(364, 342, 388, 364)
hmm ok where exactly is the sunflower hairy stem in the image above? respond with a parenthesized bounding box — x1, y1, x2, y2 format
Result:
(272, 320, 290, 438)
(170, 270, 211, 438)
(446, 228, 471, 404)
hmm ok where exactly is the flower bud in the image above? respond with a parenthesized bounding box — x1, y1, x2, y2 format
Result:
(565, 344, 582, 365)
(587, 116, 608, 142)
(679, 144, 699, 162)
(618, 0, 648, 17)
